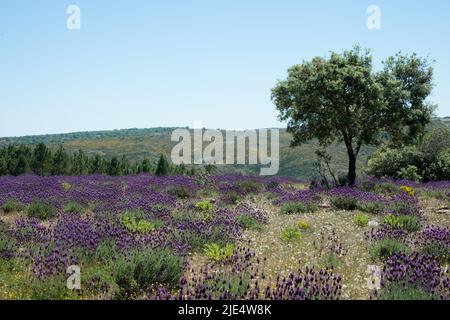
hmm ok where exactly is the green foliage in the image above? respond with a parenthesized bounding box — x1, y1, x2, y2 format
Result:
(321, 252, 341, 268)
(221, 191, 242, 205)
(155, 154, 170, 176)
(94, 239, 117, 264)
(113, 248, 183, 298)
(272, 45, 434, 185)
(397, 215, 421, 232)
(64, 202, 85, 214)
(166, 185, 191, 199)
(25, 200, 56, 220)
(378, 283, 436, 300)
(30, 275, 80, 300)
(369, 127, 450, 182)
(330, 196, 358, 211)
(2, 199, 24, 213)
(120, 212, 156, 235)
(358, 201, 385, 214)
(420, 241, 449, 264)
(195, 200, 213, 212)
(236, 214, 262, 231)
(369, 239, 410, 261)
(297, 220, 311, 230)
(280, 201, 317, 214)
(354, 213, 369, 227)
(234, 180, 263, 194)
(280, 226, 302, 242)
(204, 243, 234, 262)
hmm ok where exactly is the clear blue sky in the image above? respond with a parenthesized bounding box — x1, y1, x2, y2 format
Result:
(1, 0, 449, 137)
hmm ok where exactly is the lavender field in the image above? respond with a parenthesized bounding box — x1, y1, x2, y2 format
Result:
(0, 174, 448, 300)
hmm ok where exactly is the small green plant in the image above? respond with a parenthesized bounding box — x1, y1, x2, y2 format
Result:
(113, 248, 183, 298)
(236, 214, 262, 231)
(234, 180, 262, 194)
(280, 201, 317, 214)
(204, 243, 234, 262)
(373, 183, 400, 195)
(384, 214, 421, 232)
(321, 252, 341, 268)
(358, 201, 385, 214)
(195, 200, 213, 212)
(166, 185, 191, 199)
(120, 211, 156, 234)
(378, 283, 436, 300)
(25, 200, 56, 220)
(64, 202, 85, 214)
(280, 226, 302, 242)
(2, 199, 24, 213)
(330, 196, 358, 210)
(62, 182, 72, 192)
(369, 239, 410, 261)
(354, 213, 369, 227)
(384, 214, 402, 229)
(297, 220, 311, 230)
(420, 241, 449, 264)
(94, 239, 117, 264)
(222, 191, 241, 205)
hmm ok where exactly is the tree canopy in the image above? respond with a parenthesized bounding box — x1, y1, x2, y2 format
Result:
(271, 45, 435, 185)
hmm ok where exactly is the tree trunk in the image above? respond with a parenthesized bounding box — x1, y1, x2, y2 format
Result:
(347, 151, 357, 186)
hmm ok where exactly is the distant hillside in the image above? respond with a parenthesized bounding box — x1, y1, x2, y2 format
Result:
(1, 118, 448, 179)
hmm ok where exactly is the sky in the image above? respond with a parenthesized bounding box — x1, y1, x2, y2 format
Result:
(1, 0, 449, 137)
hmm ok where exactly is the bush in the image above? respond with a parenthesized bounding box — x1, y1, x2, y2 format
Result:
(195, 200, 213, 212)
(280, 201, 317, 214)
(114, 248, 183, 298)
(330, 196, 358, 211)
(420, 242, 449, 264)
(25, 200, 56, 220)
(236, 214, 262, 231)
(221, 191, 241, 205)
(369, 239, 410, 260)
(354, 213, 369, 227)
(64, 202, 85, 214)
(297, 220, 311, 230)
(2, 199, 24, 213)
(358, 201, 385, 214)
(204, 243, 234, 262)
(384, 214, 421, 232)
(378, 283, 436, 300)
(167, 185, 191, 199)
(373, 183, 400, 195)
(235, 180, 263, 194)
(280, 226, 302, 242)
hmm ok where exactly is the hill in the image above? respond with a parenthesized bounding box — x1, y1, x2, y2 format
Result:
(1, 118, 449, 179)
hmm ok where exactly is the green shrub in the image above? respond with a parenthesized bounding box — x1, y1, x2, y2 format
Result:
(204, 243, 234, 262)
(195, 200, 213, 212)
(62, 182, 72, 192)
(330, 196, 358, 210)
(280, 201, 317, 215)
(321, 252, 341, 268)
(30, 276, 79, 300)
(121, 214, 156, 235)
(221, 191, 242, 205)
(280, 226, 302, 242)
(236, 214, 262, 231)
(384, 214, 421, 232)
(167, 185, 191, 199)
(373, 183, 400, 195)
(369, 239, 410, 261)
(420, 241, 449, 264)
(114, 248, 183, 298)
(95, 239, 117, 264)
(64, 202, 85, 214)
(25, 200, 56, 220)
(2, 199, 24, 213)
(234, 181, 262, 194)
(378, 283, 436, 300)
(354, 213, 369, 227)
(358, 201, 385, 214)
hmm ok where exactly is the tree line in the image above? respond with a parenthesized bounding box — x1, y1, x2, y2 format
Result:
(0, 143, 205, 177)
